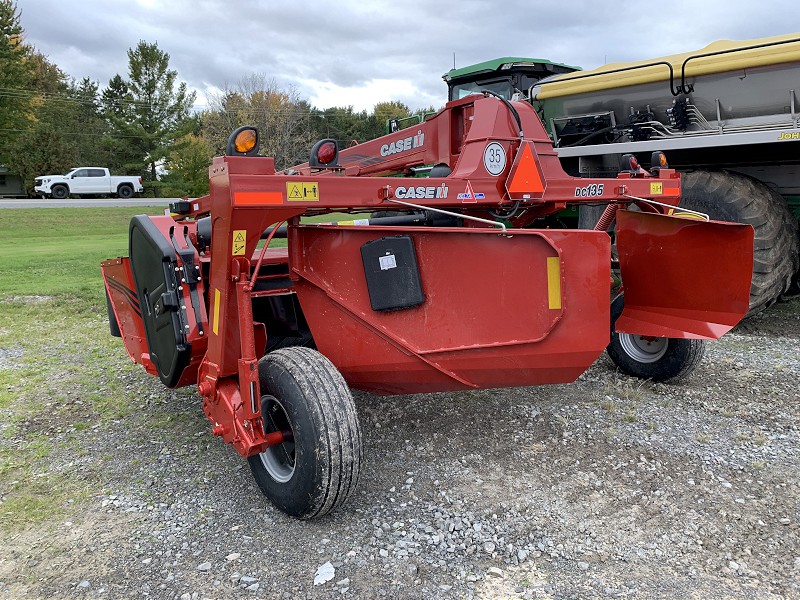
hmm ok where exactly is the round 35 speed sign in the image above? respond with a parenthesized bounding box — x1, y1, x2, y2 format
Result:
(483, 142, 506, 176)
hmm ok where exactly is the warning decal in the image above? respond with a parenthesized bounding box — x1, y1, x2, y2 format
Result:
(287, 181, 319, 201)
(650, 182, 663, 195)
(457, 181, 485, 203)
(232, 230, 246, 256)
(505, 141, 545, 200)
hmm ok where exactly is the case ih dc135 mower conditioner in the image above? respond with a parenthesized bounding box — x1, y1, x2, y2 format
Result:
(102, 94, 753, 518)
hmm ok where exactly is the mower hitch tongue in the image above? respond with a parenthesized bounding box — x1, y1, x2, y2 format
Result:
(102, 94, 753, 519)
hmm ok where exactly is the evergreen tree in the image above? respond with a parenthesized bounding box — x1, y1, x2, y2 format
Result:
(105, 41, 196, 194)
(0, 0, 33, 163)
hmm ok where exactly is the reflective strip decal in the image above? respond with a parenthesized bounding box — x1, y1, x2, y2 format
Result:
(547, 257, 562, 310)
(234, 191, 283, 205)
(213, 288, 221, 335)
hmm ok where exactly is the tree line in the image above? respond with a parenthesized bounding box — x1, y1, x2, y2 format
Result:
(0, 1, 433, 197)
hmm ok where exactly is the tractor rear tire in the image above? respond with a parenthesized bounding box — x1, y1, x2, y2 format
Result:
(680, 170, 800, 315)
(607, 295, 706, 382)
(51, 185, 68, 200)
(248, 347, 362, 519)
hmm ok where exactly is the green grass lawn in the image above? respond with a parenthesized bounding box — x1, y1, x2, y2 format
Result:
(0, 208, 368, 302)
(0, 207, 165, 301)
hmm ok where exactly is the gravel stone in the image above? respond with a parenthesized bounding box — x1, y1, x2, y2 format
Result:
(4, 301, 800, 600)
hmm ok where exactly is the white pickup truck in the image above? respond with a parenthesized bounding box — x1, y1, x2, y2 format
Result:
(34, 167, 144, 199)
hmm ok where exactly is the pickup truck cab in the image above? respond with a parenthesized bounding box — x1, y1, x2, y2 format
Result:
(34, 167, 144, 199)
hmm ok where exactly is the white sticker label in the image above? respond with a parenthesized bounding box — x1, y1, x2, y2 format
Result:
(483, 142, 506, 176)
(379, 255, 397, 271)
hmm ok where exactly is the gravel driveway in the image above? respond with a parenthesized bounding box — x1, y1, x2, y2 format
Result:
(2, 299, 799, 600)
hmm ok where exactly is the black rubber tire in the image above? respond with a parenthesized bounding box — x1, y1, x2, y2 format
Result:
(680, 170, 800, 315)
(51, 185, 68, 200)
(117, 184, 134, 199)
(265, 330, 315, 353)
(247, 347, 362, 519)
(607, 295, 706, 382)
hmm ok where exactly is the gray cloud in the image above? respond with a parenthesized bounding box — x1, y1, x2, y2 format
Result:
(17, 0, 797, 111)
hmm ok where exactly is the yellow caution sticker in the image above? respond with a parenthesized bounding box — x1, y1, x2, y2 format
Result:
(650, 182, 663, 195)
(213, 288, 220, 335)
(232, 230, 246, 256)
(547, 256, 562, 310)
(287, 182, 319, 201)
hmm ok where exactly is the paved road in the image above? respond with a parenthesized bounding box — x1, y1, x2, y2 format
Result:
(0, 197, 178, 209)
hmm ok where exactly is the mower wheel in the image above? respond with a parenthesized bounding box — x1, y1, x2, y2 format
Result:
(265, 330, 315, 353)
(117, 184, 134, 199)
(51, 185, 69, 200)
(248, 347, 362, 519)
(607, 295, 705, 382)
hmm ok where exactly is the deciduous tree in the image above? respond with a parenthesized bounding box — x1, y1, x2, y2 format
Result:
(202, 75, 312, 169)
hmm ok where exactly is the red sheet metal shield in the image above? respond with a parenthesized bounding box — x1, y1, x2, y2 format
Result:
(615, 210, 754, 339)
(290, 226, 611, 395)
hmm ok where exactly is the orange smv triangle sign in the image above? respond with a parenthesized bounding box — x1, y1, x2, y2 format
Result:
(505, 141, 545, 199)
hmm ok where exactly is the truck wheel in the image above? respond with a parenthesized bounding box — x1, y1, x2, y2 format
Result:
(117, 184, 134, 199)
(607, 295, 706, 382)
(248, 347, 362, 519)
(51, 185, 68, 200)
(681, 170, 800, 315)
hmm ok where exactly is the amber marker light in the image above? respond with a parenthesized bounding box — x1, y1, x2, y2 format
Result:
(226, 126, 260, 156)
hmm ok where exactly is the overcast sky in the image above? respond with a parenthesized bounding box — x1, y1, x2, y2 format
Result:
(15, 0, 798, 112)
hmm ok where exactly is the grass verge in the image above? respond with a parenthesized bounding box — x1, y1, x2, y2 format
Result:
(0, 207, 164, 531)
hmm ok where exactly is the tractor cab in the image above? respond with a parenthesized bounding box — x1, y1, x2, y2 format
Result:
(443, 56, 580, 102)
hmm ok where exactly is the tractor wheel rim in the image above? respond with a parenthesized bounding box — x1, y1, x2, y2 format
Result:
(619, 333, 668, 363)
(258, 398, 295, 483)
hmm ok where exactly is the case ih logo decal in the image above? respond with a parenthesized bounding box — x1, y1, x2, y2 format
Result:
(575, 183, 605, 198)
(395, 184, 448, 200)
(380, 131, 424, 157)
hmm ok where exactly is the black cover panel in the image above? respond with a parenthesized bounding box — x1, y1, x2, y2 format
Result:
(360, 236, 425, 312)
(129, 215, 189, 387)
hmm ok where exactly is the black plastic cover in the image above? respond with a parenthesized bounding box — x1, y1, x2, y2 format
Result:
(129, 215, 190, 387)
(360, 236, 425, 312)
(170, 200, 192, 214)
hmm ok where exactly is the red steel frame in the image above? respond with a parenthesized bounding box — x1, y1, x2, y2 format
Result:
(102, 94, 753, 460)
